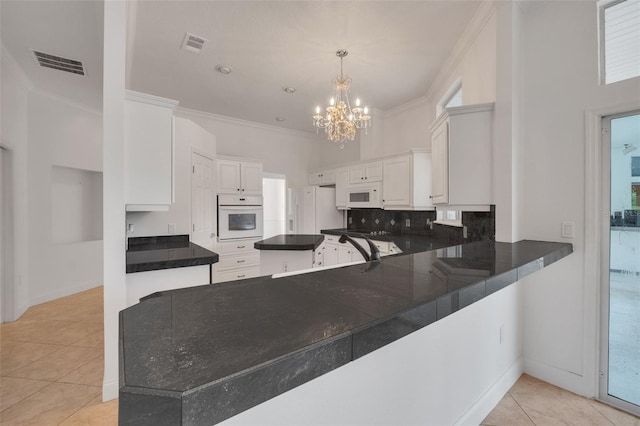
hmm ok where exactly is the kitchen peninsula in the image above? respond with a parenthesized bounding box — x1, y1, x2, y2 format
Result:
(254, 234, 325, 275)
(119, 238, 572, 425)
(125, 235, 219, 306)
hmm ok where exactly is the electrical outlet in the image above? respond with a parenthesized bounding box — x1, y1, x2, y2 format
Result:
(348, 217, 352, 224)
(499, 325, 504, 344)
(463, 226, 468, 239)
(168, 223, 176, 234)
(405, 218, 410, 227)
(127, 223, 134, 234)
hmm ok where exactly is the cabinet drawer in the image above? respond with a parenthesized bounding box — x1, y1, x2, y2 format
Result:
(215, 266, 261, 283)
(215, 240, 258, 254)
(217, 253, 260, 270)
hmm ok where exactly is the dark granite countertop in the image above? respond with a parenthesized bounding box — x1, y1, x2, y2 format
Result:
(126, 235, 219, 273)
(321, 228, 460, 254)
(119, 239, 572, 425)
(254, 234, 324, 251)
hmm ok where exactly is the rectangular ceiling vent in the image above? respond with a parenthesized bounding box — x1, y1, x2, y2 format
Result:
(33, 50, 86, 76)
(182, 32, 207, 53)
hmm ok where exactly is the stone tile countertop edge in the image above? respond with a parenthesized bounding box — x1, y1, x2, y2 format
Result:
(126, 235, 219, 273)
(118, 239, 573, 426)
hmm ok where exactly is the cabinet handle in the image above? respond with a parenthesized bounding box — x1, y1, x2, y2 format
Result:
(365, 176, 368, 180)
(237, 260, 245, 263)
(241, 189, 245, 192)
(237, 245, 245, 249)
(383, 199, 386, 202)
(237, 274, 245, 278)
(237, 188, 240, 191)
(429, 195, 433, 199)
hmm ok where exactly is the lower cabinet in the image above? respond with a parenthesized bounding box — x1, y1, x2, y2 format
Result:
(213, 238, 261, 283)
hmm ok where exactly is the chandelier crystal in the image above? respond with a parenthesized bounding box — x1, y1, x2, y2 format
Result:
(313, 50, 371, 148)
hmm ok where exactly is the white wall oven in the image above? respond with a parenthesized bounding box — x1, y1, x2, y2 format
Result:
(217, 195, 263, 240)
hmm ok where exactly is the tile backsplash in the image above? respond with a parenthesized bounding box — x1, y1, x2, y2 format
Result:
(346, 206, 495, 242)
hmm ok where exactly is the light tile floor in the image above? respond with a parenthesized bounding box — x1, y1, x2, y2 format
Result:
(1, 287, 638, 425)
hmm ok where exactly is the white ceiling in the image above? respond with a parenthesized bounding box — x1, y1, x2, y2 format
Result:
(1, 1, 481, 133)
(1, 0, 104, 111)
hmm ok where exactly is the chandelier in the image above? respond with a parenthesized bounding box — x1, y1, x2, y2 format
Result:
(313, 50, 371, 148)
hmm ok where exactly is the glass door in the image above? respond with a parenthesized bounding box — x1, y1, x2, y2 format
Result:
(601, 111, 640, 416)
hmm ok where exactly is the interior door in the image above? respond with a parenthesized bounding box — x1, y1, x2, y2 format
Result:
(191, 152, 216, 246)
(600, 111, 640, 416)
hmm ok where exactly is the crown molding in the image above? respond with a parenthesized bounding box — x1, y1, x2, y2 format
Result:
(125, 90, 179, 108)
(425, 0, 499, 102)
(383, 95, 430, 118)
(175, 106, 319, 140)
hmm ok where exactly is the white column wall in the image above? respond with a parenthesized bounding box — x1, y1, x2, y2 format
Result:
(102, 0, 127, 402)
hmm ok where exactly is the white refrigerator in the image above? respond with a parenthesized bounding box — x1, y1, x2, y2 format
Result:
(288, 186, 344, 234)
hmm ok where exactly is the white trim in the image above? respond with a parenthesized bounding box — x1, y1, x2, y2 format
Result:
(125, 0, 138, 88)
(102, 377, 119, 402)
(263, 172, 286, 180)
(584, 100, 640, 400)
(524, 356, 584, 396)
(175, 106, 318, 139)
(429, 102, 495, 132)
(308, 148, 431, 174)
(454, 356, 524, 426)
(125, 90, 179, 109)
(125, 204, 169, 212)
(437, 77, 463, 118)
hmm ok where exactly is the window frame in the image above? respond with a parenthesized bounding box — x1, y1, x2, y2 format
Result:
(436, 77, 463, 118)
(598, 0, 640, 85)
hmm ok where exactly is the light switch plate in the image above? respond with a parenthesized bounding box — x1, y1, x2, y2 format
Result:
(405, 219, 410, 227)
(561, 221, 575, 238)
(168, 223, 176, 234)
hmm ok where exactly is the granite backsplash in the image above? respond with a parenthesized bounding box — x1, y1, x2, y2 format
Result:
(346, 206, 495, 243)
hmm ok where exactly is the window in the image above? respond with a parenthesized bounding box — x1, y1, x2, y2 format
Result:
(600, 0, 640, 84)
(436, 78, 462, 117)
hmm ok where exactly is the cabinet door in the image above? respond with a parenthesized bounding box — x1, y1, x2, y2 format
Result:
(431, 121, 449, 204)
(309, 172, 322, 185)
(335, 168, 349, 207)
(321, 169, 336, 185)
(240, 162, 263, 194)
(324, 243, 339, 266)
(383, 156, 411, 206)
(217, 160, 241, 194)
(364, 161, 383, 182)
(349, 165, 365, 184)
(124, 100, 173, 205)
(338, 245, 352, 264)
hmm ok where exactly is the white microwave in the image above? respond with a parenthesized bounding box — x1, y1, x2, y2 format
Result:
(346, 182, 383, 208)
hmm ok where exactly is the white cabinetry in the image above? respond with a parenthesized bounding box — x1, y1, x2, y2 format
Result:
(213, 239, 261, 283)
(309, 169, 336, 186)
(217, 160, 263, 195)
(349, 161, 382, 184)
(429, 103, 494, 208)
(124, 91, 179, 211)
(382, 149, 434, 210)
(335, 168, 349, 209)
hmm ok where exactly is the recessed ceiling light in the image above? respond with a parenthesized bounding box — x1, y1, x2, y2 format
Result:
(275, 117, 285, 122)
(215, 65, 232, 75)
(283, 87, 296, 94)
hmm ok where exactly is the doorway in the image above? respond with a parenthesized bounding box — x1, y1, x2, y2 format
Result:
(0, 146, 16, 323)
(600, 111, 640, 416)
(262, 173, 286, 239)
(191, 152, 216, 247)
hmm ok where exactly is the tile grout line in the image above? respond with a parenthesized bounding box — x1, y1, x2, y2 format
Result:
(0, 380, 57, 415)
(508, 392, 537, 425)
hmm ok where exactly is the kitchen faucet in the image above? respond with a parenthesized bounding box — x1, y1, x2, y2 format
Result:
(339, 235, 381, 262)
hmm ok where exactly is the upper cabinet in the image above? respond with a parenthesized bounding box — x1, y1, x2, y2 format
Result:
(308, 169, 336, 186)
(217, 159, 263, 195)
(124, 91, 179, 211)
(349, 161, 382, 184)
(382, 149, 434, 210)
(429, 103, 494, 208)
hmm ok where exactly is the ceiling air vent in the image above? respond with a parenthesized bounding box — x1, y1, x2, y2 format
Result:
(33, 50, 86, 76)
(181, 33, 207, 53)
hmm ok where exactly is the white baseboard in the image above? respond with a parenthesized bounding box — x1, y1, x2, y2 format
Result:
(102, 377, 119, 402)
(29, 279, 102, 307)
(455, 356, 524, 426)
(524, 356, 584, 396)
